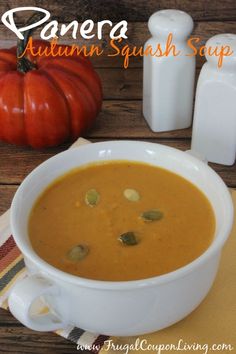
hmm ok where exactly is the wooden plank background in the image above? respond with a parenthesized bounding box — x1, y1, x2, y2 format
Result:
(1, 0, 236, 22)
(0, 22, 236, 68)
(0, 0, 235, 353)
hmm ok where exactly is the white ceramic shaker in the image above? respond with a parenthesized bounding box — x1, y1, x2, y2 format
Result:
(143, 9, 195, 132)
(191, 34, 236, 166)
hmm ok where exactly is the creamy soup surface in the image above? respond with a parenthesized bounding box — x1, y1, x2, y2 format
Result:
(29, 161, 215, 281)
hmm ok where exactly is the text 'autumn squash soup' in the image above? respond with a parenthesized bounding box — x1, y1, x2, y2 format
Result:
(28, 161, 216, 281)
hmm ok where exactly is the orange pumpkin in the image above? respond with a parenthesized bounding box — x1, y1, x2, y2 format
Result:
(0, 39, 102, 148)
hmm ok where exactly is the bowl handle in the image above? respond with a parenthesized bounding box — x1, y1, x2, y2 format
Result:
(8, 274, 67, 331)
(185, 149, 208, 164)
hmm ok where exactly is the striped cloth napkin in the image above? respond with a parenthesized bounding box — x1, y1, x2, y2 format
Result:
(0, 138, 109, 353)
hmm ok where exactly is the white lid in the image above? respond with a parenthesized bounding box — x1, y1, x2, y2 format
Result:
(205, 34, 236, 67)
(148, 9, 194, 39)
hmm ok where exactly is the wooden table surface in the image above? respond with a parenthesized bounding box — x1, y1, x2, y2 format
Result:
(0, 1, 236, 353)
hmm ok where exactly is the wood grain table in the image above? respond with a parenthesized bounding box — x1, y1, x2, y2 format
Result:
(0, 1, 236, 353)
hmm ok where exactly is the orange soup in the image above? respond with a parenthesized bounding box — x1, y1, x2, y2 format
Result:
(29, 161, 215, 281)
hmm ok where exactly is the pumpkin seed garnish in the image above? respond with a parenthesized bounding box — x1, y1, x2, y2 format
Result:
(141, 209, 163, 222)
(85, 189, 100, 206)
(123, 188, 140, 202)
(67, 244, 89, 261)
(119, 232, 139, 246)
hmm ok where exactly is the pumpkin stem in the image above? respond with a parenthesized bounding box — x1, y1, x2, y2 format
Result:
(17, 12, 45, 73)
